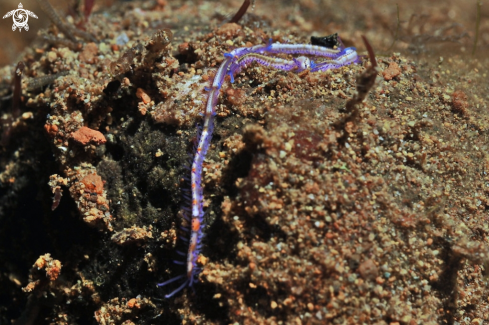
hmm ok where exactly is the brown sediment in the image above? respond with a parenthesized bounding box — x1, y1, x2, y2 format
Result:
(111, 225, 153, 245)
(0, 1, 488, 324)
(22, 253, 62, 296)
(66, 164, 113, 230)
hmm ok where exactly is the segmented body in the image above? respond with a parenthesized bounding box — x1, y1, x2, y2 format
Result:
(311, 47, 360, 72)
(266, 43, 344, 57)
(225, 41, 344, 61)
(227, 54, 312, 82)
(158, 40, 359, 298)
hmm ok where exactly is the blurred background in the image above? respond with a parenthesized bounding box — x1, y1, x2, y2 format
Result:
(1, 0, 488, 68)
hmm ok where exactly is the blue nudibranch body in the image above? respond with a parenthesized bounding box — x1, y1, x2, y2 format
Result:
(158, 38, 360, 298)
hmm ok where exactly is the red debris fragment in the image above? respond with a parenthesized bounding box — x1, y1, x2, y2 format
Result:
(44, 123, 59, 137)
(382, 62, 401, 81)
(178, 42, 189, 55)
(81, 173, 104, 194)
(71, 126, 106, 145)
(136, 88, 151, 104)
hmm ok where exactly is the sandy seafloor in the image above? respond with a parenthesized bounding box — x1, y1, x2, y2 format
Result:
(1, 0, 489, 324)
